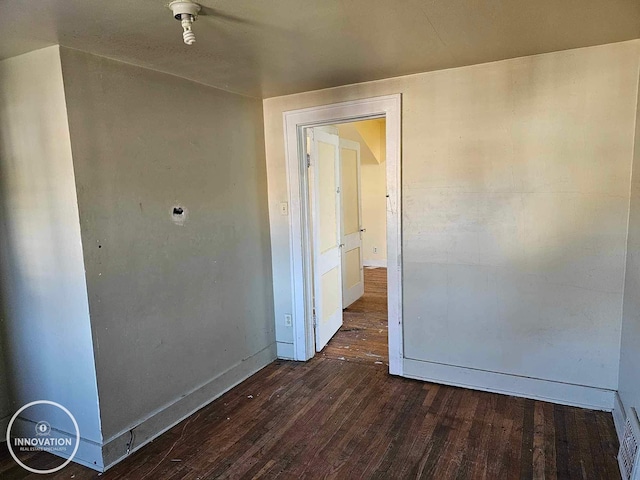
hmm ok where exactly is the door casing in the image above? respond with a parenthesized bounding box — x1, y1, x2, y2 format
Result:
(282, 94, 403, 376)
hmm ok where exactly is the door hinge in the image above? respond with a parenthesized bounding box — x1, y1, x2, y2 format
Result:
(306, 153, 311, 168)
(312, 310, 317, 327)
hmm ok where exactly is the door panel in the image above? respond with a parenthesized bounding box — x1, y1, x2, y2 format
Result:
(321, 267, 341, 323)
(340, 139, 364, 308)
(309, 128, 343, 351)
(318, 141, 338, 254)
(344, 247, 362, 288)
(341, 148, 359, 236)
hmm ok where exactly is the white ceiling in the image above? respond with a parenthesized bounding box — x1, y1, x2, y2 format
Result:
(0, 0, 638, 98)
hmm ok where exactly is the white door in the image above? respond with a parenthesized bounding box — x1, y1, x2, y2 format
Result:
(308, 128, 343, 351)
(339, 138, 364, 308)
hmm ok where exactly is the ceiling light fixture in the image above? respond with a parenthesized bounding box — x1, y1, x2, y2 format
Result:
(168, 1, 202, 45)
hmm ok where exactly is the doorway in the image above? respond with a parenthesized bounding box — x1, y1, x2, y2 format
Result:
(282, 95, 402, 375)
(307, 120, 389, 365)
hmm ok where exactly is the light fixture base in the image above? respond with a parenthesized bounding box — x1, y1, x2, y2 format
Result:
(168, 1, 201, 20)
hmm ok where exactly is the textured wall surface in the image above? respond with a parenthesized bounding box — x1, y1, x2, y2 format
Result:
(264, 41, 640, 392)
(619, 67, 640, 419)
(0, 46, 102, 459)
(60, 49, 275, 445)
(0, 321, 11, 436)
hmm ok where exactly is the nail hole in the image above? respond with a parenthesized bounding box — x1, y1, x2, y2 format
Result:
(173, 207, 184, 216)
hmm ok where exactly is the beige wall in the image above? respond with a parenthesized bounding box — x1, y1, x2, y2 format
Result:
(0, 47, 102, 465)
(361, 160, 387, 267)
(264, 41, 640, 400)
(60, 48, 275, 468)
(0, 336, 8, 438)
(355, 120, 385, 163)
(336, 121, 387, 267)
(619, 67, 640, 421)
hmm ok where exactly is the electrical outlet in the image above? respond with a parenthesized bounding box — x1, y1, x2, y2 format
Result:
(284, 314, 292, 327)
(373, 247, 378, 254)
(280, 202, 289, 216)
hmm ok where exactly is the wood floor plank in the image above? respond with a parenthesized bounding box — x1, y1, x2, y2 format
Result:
(322, 267, 388, 366)
(541, 401, 558, 480)
(565, 406, 590, 479)
(371, 381, 431, 479)
(467, 393, 499, 479)
(488, 394, 518, 479)
(0, 268, 621, 479)
(532, 402, 546, 479)
(335, 373, 411, 478)
(595, 409, 622, 479)
(415, 386, 467, 479)
(453, 390, 491, 480)
(574, 408, 597, 479)
(519, 399, 536, 480)
(433, 389, 480, 478)
(554, 403, 572, 479)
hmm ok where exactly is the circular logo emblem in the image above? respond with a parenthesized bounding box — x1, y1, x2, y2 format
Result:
(6, 400, 80, 474)
(34, 421, 51, 436)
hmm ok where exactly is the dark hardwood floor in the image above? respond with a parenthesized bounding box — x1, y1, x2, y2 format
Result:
(0, 268, 621, 479)
(322, 267, 388, 366)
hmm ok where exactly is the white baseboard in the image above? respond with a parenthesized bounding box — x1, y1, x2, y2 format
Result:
(363, 259, 387, 268)
(276, 341, 295, 360)
(613, 391, 627, 443)
(101, 343, 277, 471)
(403, 358, 615, 411)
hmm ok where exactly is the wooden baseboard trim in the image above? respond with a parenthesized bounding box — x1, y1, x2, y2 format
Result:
(403, 358, 615, 411)
(102, 343, 277, 471)
(276, 342, 295, 360)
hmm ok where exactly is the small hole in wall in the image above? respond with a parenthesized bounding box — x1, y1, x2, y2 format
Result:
(98, 245, 102, 249)
(171, 205, 188, 225)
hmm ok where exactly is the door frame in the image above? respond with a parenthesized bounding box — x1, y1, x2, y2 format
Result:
(282, 94, 403, 375)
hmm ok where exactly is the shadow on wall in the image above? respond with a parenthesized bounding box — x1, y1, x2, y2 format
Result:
(0, 131, 17, 432)
(0, 73, 102, 442)
(400, 57, 631, 387)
